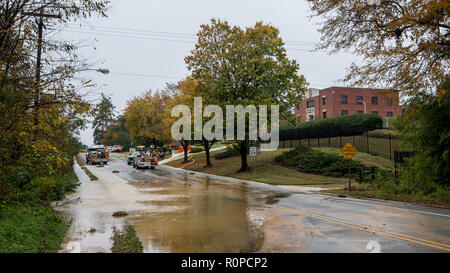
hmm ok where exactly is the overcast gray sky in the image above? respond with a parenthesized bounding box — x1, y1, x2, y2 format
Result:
(59, 0, 358, 145)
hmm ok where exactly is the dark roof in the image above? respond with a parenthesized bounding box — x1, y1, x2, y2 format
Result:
(320, 86, 395, 92)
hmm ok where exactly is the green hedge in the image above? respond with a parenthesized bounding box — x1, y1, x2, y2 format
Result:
(214, 148, 240, 160)
(190, 147, 204, 154)
(280, 114, 383, 140)
(274, 146, 367, 177)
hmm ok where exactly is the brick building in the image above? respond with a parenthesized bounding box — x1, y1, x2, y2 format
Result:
(294, 87, 402, 122)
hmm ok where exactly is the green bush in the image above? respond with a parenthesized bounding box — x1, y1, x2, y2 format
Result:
(274, 146, 370, 177)
(190, 147, 204, 154)
(214, 147, 240, 160)
(0, 205, 68, 253)
(393, 78, 450, 186)
(279, 114, 383, 140)
(6, 172, 79, 203)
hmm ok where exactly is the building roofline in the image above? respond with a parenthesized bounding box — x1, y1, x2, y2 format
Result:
(319, 86, 398, 92)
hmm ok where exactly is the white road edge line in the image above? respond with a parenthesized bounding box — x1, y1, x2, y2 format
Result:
(409, 210, 450, 218)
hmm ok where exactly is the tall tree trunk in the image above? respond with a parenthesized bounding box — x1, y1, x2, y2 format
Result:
(181, 140, 189, 163)
(238, 140, 249, 172)
(200, 138, 216, 167)
(205, 147, 211, 167)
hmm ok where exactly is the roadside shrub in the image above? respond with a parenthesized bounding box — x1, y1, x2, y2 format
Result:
(397, 154, 441, 195)
(214, 147, 240, 160)
(48, 174, 79, 201)
(5, 172, 79, 203)
(190, 147, 203, 154)
(393, 78, 450, 186)
(0, 205, 68, 253)
(274, 146, 368, 177)
(279, 114, 383, 140)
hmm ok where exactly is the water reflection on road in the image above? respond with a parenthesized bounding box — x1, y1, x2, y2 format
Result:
(105, 157, 288, 253)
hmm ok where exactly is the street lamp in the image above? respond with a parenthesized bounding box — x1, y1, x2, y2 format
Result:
(95, 68, 110, 75)
(357, 98, 367, 113)
(78, 68, 110, 75)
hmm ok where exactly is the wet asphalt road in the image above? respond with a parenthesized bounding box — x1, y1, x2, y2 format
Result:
(58, 153, 450, 253)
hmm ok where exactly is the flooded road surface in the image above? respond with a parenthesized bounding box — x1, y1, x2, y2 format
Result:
(58, 153, 450, 253)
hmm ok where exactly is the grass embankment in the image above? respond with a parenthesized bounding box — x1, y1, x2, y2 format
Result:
(75, 155, 98, 181)
(0, 205, 69, 253)
(167, 148, 349, 186)
(0, 162, 81, 253)
(111, 225, 144, 253)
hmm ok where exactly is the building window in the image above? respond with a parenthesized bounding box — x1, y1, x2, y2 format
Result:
(371, 96, 378, 105)
(323, 111, 327, 119)
(372, 111, 378, 115)
(356, 96, 363, 105)
(307, 100, 314, 108)
(297, 104, 301, 110)
(357, 110, 363, 114)
(386, 112, 393, 117)
(341, 95, 347, 104)
(322, 96, 327, 105)
(341, 110, 348, 116)
(387, 98, 393, 106)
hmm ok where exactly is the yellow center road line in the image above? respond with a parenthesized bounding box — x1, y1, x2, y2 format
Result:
(256, 202, 450, 252)
(271, 204, 450, 248)
(108, 157, 450, 252)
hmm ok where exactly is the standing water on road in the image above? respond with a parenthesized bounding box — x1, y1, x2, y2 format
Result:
(58, 156, 290, 253)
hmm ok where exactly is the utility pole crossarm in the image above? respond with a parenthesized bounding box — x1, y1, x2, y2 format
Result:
(23, 8, 61, 126)
(22, 12, 62, 19)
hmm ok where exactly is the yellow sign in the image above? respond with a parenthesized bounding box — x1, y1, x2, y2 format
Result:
(342, 142, 358, 160)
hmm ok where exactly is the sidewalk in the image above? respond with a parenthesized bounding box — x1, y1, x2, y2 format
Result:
(159, 146, 227, 165)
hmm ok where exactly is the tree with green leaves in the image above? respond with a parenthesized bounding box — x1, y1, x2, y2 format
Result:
(185, 19, 307, 171)
(101, 115, 131, 150)
(0, 0, 109, 206)
(92, 93, 115, 144)
(393, 77, 450, 189)
(124, 90, 172, 148)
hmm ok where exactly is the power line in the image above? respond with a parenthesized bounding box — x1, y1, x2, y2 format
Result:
(100, 71, 336, 87)
(61, 29, 195, 44)
(67, 24, 197, 38)
(61, 29, 319, 52)
(63, 24, 318, 47)
(109, 72, 183, 79)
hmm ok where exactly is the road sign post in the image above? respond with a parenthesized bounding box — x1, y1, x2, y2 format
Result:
(348, 159, 352, 191)
(341, 142, 358, 192)
(249, 147, 257, 180)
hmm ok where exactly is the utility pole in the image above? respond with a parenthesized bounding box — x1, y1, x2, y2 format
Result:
(34, 8, 43, 124)
(22, 7, 61, 126)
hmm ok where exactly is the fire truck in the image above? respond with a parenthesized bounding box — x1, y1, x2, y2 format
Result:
(85, 145, 109, 165)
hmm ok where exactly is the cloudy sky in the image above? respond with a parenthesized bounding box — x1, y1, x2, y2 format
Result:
(58, 0, 358, 145)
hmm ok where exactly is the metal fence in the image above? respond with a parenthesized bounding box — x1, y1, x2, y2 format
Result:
(279, 132, 412, 161)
